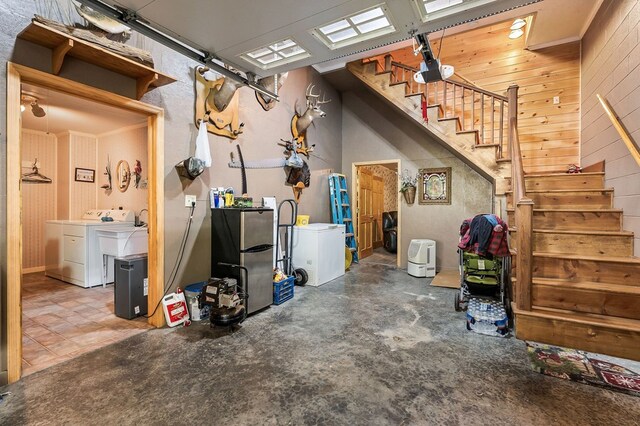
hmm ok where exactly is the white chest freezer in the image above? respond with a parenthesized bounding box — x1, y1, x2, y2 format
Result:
(292, 223, 345, 286)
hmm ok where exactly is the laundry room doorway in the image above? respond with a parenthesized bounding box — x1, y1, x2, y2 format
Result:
(352, 160, 401, 267)
(6, 63, 166, 383)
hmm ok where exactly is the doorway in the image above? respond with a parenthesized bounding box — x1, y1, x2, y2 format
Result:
(6, 63, 165, 383)
(352, 160, 401, 267)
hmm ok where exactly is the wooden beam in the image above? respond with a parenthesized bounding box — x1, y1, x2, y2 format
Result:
(137, 73, 159, 100)
(52, 39, 73, 75)
(148, 112, 166, 327)
(6, 63, 23, 383)
(596, 94, 640, 167)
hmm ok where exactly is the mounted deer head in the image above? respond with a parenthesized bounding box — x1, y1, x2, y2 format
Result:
(255, 72, 288, 111)
(291, 84, 331, 157)
(195, 66, 244, 139)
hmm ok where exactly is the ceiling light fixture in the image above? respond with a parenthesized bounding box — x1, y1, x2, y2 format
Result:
(21, 94, 47, 118)
(510, 18, 526, 30)
(509, 28, 524, 39)
(31, 100, 46, 118)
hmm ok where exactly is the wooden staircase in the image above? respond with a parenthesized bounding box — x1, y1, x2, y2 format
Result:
(347, 58, 512, 191)
(508, 171, 640, 361)
(349, 55, 640, 361)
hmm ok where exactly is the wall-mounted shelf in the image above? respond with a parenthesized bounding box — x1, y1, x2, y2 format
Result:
(18, 20, 177, 100)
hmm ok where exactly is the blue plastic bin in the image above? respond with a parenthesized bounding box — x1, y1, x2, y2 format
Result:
(273, 276, 295, 305)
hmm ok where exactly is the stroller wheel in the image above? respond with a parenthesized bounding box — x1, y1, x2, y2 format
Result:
(454, 292, 462, 312)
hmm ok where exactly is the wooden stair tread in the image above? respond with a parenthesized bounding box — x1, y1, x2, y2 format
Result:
(389, 81, 406, 86)
(514, 305, 640, 332)
(505, 188, 614, 194)
(457, 130, 480, 135)
(438, 117, 460, 122)
(531, 278, 640, 293)
(405, 92, 423, 98)
(523, 172, 605, 178)
(506, 208, 623, 213)
(510, 228, 634, 236)
(473, 142, 498, 146)
(531, 251, 640, 263)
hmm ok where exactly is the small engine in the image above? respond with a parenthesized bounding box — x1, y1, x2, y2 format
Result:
(200, 277, 246, 327)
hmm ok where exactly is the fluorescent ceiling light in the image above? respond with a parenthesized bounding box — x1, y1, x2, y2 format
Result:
(242, 38, 310, 69)
(313, 4, 396, 50)
(511, 18, 526, 30)
(509, 28, 524, 39)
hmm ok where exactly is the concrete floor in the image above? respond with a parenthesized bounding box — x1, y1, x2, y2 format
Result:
(1, 263, 638, 425)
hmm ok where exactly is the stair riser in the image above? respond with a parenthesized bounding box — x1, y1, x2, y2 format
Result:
(515, 314, 640, 361)
(506, 210, 622, 231)
(508, 174, 605, 191)
(532, 256, 640, 286)
(506, 192, 613, 209)
(532, 285, 640, 320)
(529, 232, 634, 256)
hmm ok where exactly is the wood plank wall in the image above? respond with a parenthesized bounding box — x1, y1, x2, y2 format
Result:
(370, 20, 581, 173)
(21, 130, 57, 272)
(581, 0, 640, 256)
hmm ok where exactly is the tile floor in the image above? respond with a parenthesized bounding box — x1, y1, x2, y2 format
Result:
(21, 273, 153, 376)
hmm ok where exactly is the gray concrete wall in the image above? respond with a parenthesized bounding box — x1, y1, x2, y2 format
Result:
(341, 90, 493, 271)
(581, 0, 640, 255)
(0, 1, 341, 380)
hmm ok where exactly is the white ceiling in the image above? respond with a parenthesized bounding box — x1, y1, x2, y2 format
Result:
(21, 83, 147, 134)
(95, 0, 563, 76)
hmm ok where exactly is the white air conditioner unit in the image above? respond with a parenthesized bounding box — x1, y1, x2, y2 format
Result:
(408, 239, 436, 278)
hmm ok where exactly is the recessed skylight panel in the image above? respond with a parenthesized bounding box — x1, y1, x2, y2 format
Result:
(242, 38, 310, 69)
(312, 4, 396, 50)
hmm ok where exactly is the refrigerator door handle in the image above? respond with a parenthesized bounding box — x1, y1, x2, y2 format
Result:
(241, 244, 274, 253)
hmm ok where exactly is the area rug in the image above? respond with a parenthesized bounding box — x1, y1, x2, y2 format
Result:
(526, 341, 640, 396)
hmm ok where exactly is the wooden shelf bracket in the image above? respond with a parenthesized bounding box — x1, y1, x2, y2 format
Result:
(137, 72, 159, 100)
(52, 39, 73, 74)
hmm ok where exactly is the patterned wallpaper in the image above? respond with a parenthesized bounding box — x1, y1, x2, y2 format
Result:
(362, 165, 398, 212)
(21, 130, 57, 271)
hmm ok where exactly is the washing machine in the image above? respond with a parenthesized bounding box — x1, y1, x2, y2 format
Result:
(45, 209, 136, 288)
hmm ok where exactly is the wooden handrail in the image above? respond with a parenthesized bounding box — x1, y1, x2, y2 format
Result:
(390, 61, 507, 101)
(597, 94, 640, 167)
(508, 85, 534, 312)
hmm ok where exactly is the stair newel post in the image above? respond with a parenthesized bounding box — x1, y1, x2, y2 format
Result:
(443, 82, 448, 117)
(507, 84, 519, 159)
(461, 87, 465, 131)
(384, 54, 392, 72)
(515, 199, 534, 311)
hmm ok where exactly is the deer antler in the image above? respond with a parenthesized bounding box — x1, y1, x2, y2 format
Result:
(316, 92, 332, 104)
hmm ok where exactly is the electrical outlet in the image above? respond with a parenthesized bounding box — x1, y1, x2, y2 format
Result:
(185, 195, 196, 207)
(553, 96, 560, 105)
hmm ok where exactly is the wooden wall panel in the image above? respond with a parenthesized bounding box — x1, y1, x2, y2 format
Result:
(21, 130, 57, 272)
(371, 20, 581, 173)
(581, 0, 640, 256)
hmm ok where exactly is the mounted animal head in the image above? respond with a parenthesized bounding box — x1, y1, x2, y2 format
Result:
(255, 72, 288, 111)
(294, 84, 331, 136)
(199, 67, 244, 112)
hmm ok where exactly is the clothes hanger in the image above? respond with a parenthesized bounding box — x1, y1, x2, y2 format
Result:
(21, 158, 52, 184)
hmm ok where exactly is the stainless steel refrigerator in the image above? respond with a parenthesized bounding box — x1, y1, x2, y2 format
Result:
(210, 207, 274, 314)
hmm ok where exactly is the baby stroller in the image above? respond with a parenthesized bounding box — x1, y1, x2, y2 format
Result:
(455, 214, 512, 334)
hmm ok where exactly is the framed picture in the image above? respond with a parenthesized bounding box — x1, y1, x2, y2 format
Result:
(418, 167, 451, 205)
(75, 167, 95, 183)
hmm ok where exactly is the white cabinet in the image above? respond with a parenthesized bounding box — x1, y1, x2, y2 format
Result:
(292, 224, 346, 286)
(45, 221, 113, 287)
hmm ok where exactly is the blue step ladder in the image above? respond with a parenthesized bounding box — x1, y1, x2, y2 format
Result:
(329, 173, 358, 263)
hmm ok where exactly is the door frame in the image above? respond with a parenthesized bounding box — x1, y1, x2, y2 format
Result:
(352, 160, 401, 267)
(6, 62, 166, 383)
